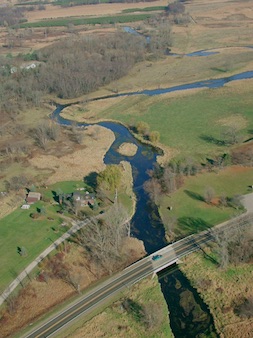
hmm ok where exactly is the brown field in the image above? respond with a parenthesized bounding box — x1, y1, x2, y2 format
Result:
(29, 125, 115, 185)
(180, 252, 253, 338)
(0, 238, 146, 338)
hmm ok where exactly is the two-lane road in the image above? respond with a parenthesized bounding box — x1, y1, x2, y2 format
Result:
(25, 230, 215, 338)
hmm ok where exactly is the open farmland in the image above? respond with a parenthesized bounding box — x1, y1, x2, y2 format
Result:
(25, 1, 168, 22)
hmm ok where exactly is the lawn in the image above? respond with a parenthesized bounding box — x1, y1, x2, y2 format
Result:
(0, 180, 88, 292)
(0, 167, 134, 293)
(0, 201, 64, 292)
(159, 166, 253, 237)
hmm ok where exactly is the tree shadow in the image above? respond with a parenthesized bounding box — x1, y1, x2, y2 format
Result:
(177, 216, 212, 233)
(184, 190, 204, 202)
(52, 191, 59, 203)
(84, 172, 98, 190)
(243, 130, 253, 143)
(198, 245, 219, 266)
(199, 134, 226, 146)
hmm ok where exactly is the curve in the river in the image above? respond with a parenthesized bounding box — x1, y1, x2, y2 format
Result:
(90, 70, 253, 101)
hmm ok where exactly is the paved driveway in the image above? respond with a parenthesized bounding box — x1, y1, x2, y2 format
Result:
(241, 192, 253, 213)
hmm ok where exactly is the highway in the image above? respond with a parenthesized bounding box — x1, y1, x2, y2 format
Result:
(24, 229, 214, 338)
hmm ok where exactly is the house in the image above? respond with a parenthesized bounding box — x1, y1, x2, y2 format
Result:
(73, 191, 95, 207)
(26, 192, 41, 204)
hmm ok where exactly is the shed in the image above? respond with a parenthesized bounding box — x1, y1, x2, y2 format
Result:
(26, 192, 41, 204)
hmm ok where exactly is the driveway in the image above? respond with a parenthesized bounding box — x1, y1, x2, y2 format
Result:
(240, 192, 253, 213)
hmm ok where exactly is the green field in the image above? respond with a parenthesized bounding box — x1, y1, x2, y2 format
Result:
(20, 13, 153, 28)
(0, 202, 63, 292)
(159, 167, 253, 237)
(122, 6, 166, 13)
(0, 180, 85, 291)
(91, 83, 253, 159)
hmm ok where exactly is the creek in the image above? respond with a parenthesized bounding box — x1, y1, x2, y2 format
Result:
(51, 67, 252, 336)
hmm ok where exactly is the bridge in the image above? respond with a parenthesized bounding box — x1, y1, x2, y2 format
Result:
(24, 228, 215, 338)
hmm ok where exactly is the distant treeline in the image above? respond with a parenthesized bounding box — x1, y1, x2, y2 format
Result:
(0, 31, 146, 120)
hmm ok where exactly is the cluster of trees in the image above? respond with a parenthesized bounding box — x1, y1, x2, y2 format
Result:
(32, 121, 61, 149)
(133, 121, 160, 143)
(4, 175, 29, 192)
(0, 7, 25, 27)
(144, 158, 201, 205)
(122, 297, 165, 331)
(76, 202, 130, 273)
(213, 214, 253, 269)
(37, 32, 146, 98)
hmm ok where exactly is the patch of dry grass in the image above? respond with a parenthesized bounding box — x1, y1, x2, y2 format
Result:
(0, 237, 146, 338)
(180, 251, 253, 338)
(59, 275, 172, 338)
(216, 114, 248, 129)
(117, 142, 138, 157)
(29, 125, 115, 185)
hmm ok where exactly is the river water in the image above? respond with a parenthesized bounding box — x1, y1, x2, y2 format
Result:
(51, 69, 253, 337)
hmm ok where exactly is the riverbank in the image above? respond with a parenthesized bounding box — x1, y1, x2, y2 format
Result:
(180, 252, 253, 338)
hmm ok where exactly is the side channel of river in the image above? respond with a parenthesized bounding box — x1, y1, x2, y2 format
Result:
(52, 67, 253, 336)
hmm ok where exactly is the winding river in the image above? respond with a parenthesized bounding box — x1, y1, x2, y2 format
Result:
(53, 70, 253, 337)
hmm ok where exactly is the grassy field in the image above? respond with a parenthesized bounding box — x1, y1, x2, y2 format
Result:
(20, 13, 153, 28)
(0, 200, 64, 292)
(159, 166, 253, 237)
(57, 276, 173, 338)
(74, 79, 253, 160)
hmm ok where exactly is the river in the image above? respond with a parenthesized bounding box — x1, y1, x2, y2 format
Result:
(51, 69, 253, 337)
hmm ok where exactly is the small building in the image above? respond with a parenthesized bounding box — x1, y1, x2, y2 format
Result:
(73, 191, 95, 207)
(21, 204, 30, 210)
(26, 192, 41, 204)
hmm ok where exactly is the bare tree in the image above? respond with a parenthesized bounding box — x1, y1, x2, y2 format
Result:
(77, 203, 129, 274)
(144, 177, 162, 206)
(33, 123, 50, 149)
(204, 186, 215, 204)
(141, 302, 165, 330)
(213, 214, 253, 269)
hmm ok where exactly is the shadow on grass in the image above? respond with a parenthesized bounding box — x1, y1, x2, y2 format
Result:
(184, 190, 205, 202)
(199, 134, 226, 146)
(84, 172, 98, 190)
(198, 246, 219, 266)
(244, 130, 253, 142)
(178, 216, 212, 234)
(210, 67, 228, 73)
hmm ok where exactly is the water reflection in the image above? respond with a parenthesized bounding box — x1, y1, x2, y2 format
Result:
(158, 266, 218, 338)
